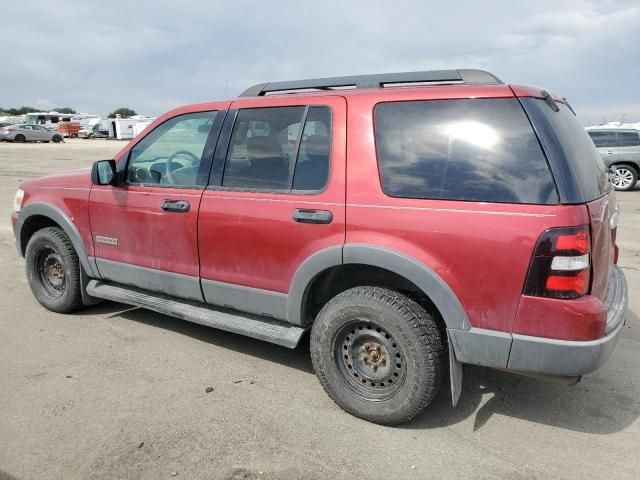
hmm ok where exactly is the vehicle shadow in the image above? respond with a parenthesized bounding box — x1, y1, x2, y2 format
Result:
(82, 301, 639, 435)
(81, 300, 316, 375)
(408, 308, 640, 434)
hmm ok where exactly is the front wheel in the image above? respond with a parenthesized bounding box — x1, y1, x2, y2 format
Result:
(311, 287, 445, 425)
(25, 227, 84, 313)
(52, 135, 63, 143)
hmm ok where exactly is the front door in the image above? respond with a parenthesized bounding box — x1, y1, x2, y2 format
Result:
(198, 96, 347, 320)
(89, 106, 227, 301)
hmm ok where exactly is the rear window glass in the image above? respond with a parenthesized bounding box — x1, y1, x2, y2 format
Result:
(374, 98, 558, 204)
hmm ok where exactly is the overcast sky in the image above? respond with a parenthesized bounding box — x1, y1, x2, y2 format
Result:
(1, 0, 638, 125)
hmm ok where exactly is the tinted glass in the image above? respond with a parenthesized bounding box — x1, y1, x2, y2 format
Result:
(523, 99, 609, 202)
(617, 131, 640, 147)
(588, 131, 617, 148)
(223, 107, 305, 190)
(127, 111, 216, 187)
(374, 98, 558, 204)
(292, 106, 331, 191)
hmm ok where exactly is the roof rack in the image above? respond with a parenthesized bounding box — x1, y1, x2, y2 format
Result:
(239, 69, 502, 97)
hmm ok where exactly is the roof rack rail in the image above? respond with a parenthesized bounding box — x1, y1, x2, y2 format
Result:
(239, 69, 502, 97)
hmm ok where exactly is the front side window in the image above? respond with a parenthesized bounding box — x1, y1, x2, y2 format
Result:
(374, 98, 558, 204)
(617, 131, 640, 147)
(222, 106, 331, 192)
(588, 131, 617, 148)
(127, 111, 216, 187)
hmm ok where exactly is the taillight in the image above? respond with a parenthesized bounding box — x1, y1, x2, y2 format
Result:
(523, 225, 591, 299)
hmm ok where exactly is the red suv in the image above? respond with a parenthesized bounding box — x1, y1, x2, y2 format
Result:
(11, 69, 628, 425)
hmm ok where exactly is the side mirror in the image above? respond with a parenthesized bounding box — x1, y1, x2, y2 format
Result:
(91, 159, 118, 185)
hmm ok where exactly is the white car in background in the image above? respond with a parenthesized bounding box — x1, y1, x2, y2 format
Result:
(0, 124, 63, 143)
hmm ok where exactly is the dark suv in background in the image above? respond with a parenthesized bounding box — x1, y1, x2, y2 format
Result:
(12, 69, 628, 425)
(587, 127, 640, 190)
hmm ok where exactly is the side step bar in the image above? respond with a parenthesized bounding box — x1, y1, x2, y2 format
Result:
(86, 280, 306, 349)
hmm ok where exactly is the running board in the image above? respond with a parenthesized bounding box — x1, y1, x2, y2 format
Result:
(86, 280, 306, 349)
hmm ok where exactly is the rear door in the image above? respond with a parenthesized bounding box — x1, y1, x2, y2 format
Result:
(197, 95, 346, 320)
(89, 106, 228, 301)
(32, 125, 51, 141)
(616, 131, 640, 164)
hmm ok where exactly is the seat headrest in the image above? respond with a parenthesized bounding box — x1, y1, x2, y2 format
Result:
(247, 136, 282, 159)
(304, 135, 330, 156)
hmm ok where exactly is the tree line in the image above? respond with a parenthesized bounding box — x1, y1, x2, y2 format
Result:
(1, 106, 138, 118)
(0, 106, 76, 115)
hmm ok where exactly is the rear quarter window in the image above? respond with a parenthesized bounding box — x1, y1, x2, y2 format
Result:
(374, 98, 558, 204)
(521, 98, 610, 203)
(617, 131, 640, 147)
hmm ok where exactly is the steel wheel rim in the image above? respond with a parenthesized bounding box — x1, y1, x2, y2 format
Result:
(334, 320, 406, 401)
(613, 167, 633, 189)
(35, 247, 66, 298)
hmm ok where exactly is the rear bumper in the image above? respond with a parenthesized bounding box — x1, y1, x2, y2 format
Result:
(450, 266, 628, 377)
(507, 266, 627, 376)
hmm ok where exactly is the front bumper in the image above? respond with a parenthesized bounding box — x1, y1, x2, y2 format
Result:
(507, 266, 627, 376)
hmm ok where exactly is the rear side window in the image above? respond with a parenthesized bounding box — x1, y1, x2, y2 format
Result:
(588, 131, 617, 148)
(617, 131, 640, 147)
(222, 106, 331, 192)
(374, 98, 558, 204)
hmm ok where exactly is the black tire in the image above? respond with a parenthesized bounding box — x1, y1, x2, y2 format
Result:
(310, 287, 445, 425)
(611, 164, 638, 191)
(25, 227, 84, 313)
(52, 135, 63, 143)
(14, 134, 26, 143)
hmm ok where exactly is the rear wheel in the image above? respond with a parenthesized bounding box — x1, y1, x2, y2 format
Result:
(25, 227, 83, 313)
(52, 135, 63, 143)
(311, 287, 445, 425)
(611, 165, 638, 191)
(14, 134, 26, 143)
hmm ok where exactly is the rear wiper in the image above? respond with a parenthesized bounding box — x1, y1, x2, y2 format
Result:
(562, 97, 577, 116)
(541, 90, 559, 112)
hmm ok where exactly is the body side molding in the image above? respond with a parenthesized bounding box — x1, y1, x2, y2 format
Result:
(95, 258, 204, 302)
(202, 278, 288, 321)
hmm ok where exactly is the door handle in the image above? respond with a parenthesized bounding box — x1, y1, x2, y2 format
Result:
(292, 208, 333, 224)
(161, 199, 190, 213)
(606, 151, 615, 155)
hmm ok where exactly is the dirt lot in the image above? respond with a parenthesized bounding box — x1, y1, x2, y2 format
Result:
(0, 139, 638, 480)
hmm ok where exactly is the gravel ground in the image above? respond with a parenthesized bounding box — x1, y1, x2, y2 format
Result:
(0, 139, 638, 480)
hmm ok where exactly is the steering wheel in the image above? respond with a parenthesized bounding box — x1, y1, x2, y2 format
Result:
(164, 150, 200, 185)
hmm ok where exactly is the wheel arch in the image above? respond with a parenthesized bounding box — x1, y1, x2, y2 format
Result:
(613, 161, 639, 174)
(287, 244, 469, 332)
(17, 203, 96, 278)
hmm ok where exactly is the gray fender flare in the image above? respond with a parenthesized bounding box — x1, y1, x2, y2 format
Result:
(287, 245, 343, 326)
(16, 203, 102, 304)
(343, 244, 470, 331)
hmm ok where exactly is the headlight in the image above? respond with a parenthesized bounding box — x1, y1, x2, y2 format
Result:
(13, 188, 24, 212)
